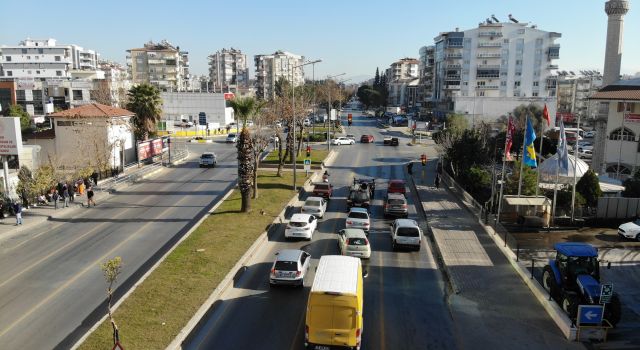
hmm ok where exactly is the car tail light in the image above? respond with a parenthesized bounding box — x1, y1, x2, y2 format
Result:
(270, 268, 276, 277)
(402, 204, 407, 209)
(356, 328, 362, 344)
(296, 270, 302, 277)
(346, 220, 353, 225)
(364, 222, 369, 226)
(305, 325, 309, 342)
(364, 238, 369, 245)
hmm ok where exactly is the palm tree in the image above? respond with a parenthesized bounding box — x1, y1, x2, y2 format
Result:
(126, 83, 163, 140)
(229, 97, 264, 211)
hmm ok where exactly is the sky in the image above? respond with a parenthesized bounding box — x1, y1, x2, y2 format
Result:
(1, 0, 639, 83)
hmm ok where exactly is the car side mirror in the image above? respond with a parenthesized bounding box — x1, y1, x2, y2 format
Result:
(275, 252, 279, 256)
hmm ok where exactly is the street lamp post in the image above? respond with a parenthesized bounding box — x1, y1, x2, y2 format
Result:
(326, 73, 346, 151)
(291, 59, 322, 192)
(338, 78, 352, 126)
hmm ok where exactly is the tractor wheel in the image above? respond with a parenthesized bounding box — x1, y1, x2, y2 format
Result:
(561, 293, 580, 319)
(542, 266, 559, 300)
(605, 294, 622, 326)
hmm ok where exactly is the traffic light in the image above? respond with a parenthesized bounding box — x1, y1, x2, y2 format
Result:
(306, 146, 311, 158)
(421, 154, 427, 166)
(348, 113, 353, 126)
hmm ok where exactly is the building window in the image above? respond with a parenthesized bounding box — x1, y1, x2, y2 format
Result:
(606, 164, 631, 179)
(56, 71, 62, 76)
(22, 49, 27, 54)
(36, 70, 40, 74)
(514, 81, 521, 87)
(7, 71, 12, 77)
(501, 81, 507, 86)
(617, 102, 633, 112)
(5, 56, 10, 62)
(610, 127, 635, 141)
(38, 48, 44, 54)
(27, 70, 32, 74)
(533, 81, 539, 87)
(72, 90, 83, 100)
(479, 91, 485, 96)
(55, 56, 61, 62)
(16, 90, 26, 100)
(536, 38, 544, 45)
(515, 59, 522, 65)
(532, 92, 539, 97)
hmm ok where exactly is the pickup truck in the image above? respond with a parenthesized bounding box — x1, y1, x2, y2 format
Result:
(383, 137, 399, 146)
(347, 183, 371, 209)
(312, 182, 333, 199)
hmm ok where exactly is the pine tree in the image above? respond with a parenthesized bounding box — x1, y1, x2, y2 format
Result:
(374, 68, 380, 88)
(576, 169, 602, 207)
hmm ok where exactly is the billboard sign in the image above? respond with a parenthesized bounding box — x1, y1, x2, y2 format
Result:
(224, 93, 235, 100)
(0, 117, 23, 156)
(624, 113, 640, 123)
(138, 137, 166, 161)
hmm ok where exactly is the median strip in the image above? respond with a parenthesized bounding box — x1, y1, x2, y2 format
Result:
(77, 171, 308, 350)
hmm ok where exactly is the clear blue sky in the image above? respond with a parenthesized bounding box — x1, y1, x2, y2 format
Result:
(1, 0, 638, 82)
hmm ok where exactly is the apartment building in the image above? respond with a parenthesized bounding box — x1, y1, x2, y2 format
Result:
(417, 46, 436, 113)
(556, 70, 603, 123)
(127, 40, 190, 92)
(96, 60, 131, 107)
(208, 48, 249, 93)
(0, 38, 99, 79)
(431, 18, 561, 124)
(254, 51, 305, 100)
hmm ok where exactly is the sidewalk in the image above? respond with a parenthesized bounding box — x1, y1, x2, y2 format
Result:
(410, 167, 582, 349)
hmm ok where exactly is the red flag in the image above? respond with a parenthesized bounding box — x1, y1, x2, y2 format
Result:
(543, 104, 551, 127)
(505, 115, 515, 161)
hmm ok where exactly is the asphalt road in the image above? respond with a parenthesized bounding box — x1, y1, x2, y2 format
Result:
(186, 113, 457, 350)
(0, 140, 239, 350)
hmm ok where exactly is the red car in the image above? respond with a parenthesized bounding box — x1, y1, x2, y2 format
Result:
(312, 182, 333, 199)
(387, 179, 406, 195)
(360, 135, 374, 143)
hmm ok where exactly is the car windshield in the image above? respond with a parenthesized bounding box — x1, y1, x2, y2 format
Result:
(348, 238, 368, 246)
(348, 212, 368, 219)
(289, 221, 307, 227)
(274, 260, 297, 271)
(388, 198, 404, 205)
(351, 192, 369, 201)
(390, 183, 404, 189)
(228, 134, 236, 137)
(397, 227, 419, 237)
(314, 184, 329, 190)
(568, 256, 597, 275)
(201, 154, 214, 159)
(306, 200, 321, 207)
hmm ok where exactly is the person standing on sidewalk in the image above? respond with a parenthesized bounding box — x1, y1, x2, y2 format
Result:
(13, 202, 23, 225)
(52, 190, 60, 210)
(434, 174, 441, 188)
(62, 185, 70, 208)
(86, 186, 96, 207)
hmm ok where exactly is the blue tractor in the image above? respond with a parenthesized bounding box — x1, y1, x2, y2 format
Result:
(542, 243, 621, 326)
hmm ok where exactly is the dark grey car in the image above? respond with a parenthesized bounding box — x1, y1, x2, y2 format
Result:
(384, 193, 408, 218)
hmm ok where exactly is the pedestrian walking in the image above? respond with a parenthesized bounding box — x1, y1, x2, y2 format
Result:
(70, 182, 76, 203)
(91, 172, 99, 187)
(52, 190, 60, 210)
(434, 174, 441, 189)
(87, 186, 96, 207)
(13, 202, 23, 225)
(62, 185, 70, 208)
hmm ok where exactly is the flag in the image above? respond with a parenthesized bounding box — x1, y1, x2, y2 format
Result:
(523, 116, 537, 167)
(557, 119, 569, 175)
(543, 104, 551, 127)
(505, 115, 516, 161)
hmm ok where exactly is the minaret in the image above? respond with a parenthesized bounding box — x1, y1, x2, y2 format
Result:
(603, 0, 629, 86)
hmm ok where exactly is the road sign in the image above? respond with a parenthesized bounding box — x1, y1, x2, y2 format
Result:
(600, 283, 613, 304)
(304, 159, 311, 165)
(578, 304, 604, 325)
(330, 109, 337, 121)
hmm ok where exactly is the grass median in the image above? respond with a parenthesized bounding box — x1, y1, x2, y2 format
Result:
(80, 171, 308, 350)
(262, 149, 329, 165)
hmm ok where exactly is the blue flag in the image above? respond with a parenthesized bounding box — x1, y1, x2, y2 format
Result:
(523, 116, 537, 167)
(557, 120, 569, 175)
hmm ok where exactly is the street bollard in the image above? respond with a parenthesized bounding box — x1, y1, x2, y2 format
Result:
(531, 259, 535, 279)
(504, 231, 508, 248)
(516, 244, 520, 262)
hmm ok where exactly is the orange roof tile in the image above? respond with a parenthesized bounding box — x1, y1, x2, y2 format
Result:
(50, 103, 134, 118)
(590, 90, 640, 101)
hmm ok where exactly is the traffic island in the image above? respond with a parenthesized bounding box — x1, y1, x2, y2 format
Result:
(76, 172, 309, 350)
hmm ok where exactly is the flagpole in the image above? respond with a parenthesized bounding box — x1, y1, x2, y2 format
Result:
(517, 116, 528, 198)
(571, 113, 582, 222)
(535, 104, 549, 196)
(496, 132, 509, 225)
(552, 154, 560, 227)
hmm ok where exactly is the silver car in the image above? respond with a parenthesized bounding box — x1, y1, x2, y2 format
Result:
(199, 152, 217, 167)
(391, 218, 422, 251)
(269, 249, 311, 287)
(338, 228, 371, 259)
(301, 196, 327, 218)
(345, 207, 371, 234)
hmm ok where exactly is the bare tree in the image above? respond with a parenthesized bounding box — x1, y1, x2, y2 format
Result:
(100, 256, 123, 345)
(91, 81, 113, 106)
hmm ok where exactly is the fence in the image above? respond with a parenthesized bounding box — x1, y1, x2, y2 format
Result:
(596, 196, 640, 219)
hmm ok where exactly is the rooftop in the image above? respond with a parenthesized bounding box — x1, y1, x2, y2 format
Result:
(50, 103, 134, 118)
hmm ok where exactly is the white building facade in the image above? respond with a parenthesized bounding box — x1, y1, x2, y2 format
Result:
(0, 38, 99, 79)
(556, 71, 603, 123)
(208, 48, 249, 93)
(127, 40, 190, 92)
(431, 20, 561, 123)
(161, 92, 234, 128)
(254, 51, 305, 100)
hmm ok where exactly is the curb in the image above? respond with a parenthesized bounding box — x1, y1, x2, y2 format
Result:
(406, 165, 460, 295)
(439, 174, 577, 340)
(168, 170, 321, 350)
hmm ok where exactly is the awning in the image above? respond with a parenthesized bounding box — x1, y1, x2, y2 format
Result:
(503, 195, 552, 206)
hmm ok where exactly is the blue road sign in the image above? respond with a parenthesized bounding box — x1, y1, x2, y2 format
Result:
(600, 283, 613, 304)
(304, 159, 311, 165)
(578, 305, 604, 325)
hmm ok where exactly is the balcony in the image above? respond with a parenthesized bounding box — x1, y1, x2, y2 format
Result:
(477, 85, 499, 89)
(478, 42, 502, 48)
(446, 64, 461, 69)
(445, 53, 462, 59)
(477, 64, 500, 69)
(478, 31, 503, 37)
(477, 53, 501, 58)
(548, 64, 559, 70)
(445, 75, 461, 80)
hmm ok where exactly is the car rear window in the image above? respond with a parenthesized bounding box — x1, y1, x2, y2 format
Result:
(348, 238, 368, 246)
(350, 192, 369, 201)
(274, 260, 298, 271)
(289, 221, 307, 227)
(348, 212, 368, 219)
(390, 182, 404, 189)
(306, 200, 321, 207)
(387, 198, 405, 205)
(201, 154, 214, 159)
(314, 184, 329, 190)
(397, 227, 420, 237)
(228, 134, 236, 137)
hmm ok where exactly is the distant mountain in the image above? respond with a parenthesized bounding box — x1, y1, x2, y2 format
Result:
(346, 75, 372, 85)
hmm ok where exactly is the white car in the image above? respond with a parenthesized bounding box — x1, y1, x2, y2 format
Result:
(301, 196, 327, 218)
(584, 131, 596, 138)
(579, 149, 593, 159)
(345, 207, 371, 234)
(338, 228, 371, 259)
(332, 137, 355, 145)
(390, 218, 422, 251)
(618, 219, 640, 241)
(199, 152, 217, 167)
(303, 119, 312, 127)
(285, 213, 317, 240)
(269, 249, 311, 287)
(226, 133, 238, 143)
(274, 121, 283, 128)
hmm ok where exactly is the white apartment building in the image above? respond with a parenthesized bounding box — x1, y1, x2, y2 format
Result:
(0, 38, 99, 79)
(254, 51, 305, 100)
(385, 58, 419, 107)
(96, 60, 131, 107)
(208, 48, 249, 92)
(431, 20, 561, 124)
(556, 70, 603, 123)
(418, 46, 435, 113)
(127, 40, 190, 92)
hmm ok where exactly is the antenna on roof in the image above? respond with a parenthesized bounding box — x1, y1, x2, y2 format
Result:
(486, 18, 493, 24)
(491, 14, 499, 22)
(508, 14, 519, 23)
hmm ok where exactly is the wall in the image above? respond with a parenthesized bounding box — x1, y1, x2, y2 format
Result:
(161, 92, 234, 126)
(453, 96, 557, 125)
